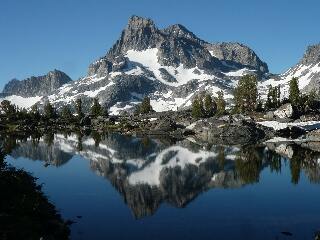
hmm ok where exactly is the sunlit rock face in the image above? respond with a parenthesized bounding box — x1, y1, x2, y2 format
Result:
(2, 70, 72, 98)
(0, 70, 72, 109)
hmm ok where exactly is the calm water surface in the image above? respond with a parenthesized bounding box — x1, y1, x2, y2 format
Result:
(3, 132, 320, 240)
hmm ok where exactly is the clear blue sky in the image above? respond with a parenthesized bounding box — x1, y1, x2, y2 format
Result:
(1, 0, 319, 90)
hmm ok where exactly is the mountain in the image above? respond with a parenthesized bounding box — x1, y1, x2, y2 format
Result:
(205, 42, 269, 73)
(38, 16, 268, 113)
(259, 43, 320, 99)
(0, 69, 72, 109)
(1, 16, 319, 114)
(3, 69, 72, 97)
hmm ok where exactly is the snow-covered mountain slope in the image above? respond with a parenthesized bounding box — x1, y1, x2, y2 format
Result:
(34, 16, 267, 114)
(0, 69, 72, 109)
(0, 95, 42, 109)
(2, 15, 319, 113)
(258, 44, 320, 99)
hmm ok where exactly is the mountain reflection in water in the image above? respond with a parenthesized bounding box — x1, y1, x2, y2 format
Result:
(3, 132, 320, 220)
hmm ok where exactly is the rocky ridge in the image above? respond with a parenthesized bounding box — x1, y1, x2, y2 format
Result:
(259, 43, 320, 99)
(2, 69, 72, 98)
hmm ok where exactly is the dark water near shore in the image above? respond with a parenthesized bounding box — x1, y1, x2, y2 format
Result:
(3, 132, 320, 240)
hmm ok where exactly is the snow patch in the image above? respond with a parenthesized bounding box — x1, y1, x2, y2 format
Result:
(0, 95, 42, 109)
(126, 48, 216, 86)
(128, 146, 218, 186)
(257, 120, 320, 131)
(224, 68, 254, 77)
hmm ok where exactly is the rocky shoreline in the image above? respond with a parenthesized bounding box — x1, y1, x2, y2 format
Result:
(2, 104, 320, 150)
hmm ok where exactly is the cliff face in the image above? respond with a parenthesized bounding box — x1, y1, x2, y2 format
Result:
(2, 69, 72, 98)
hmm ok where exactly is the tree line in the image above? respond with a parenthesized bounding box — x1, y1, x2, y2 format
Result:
(0, 75, 319, 122)
(0, 97, 107, 123)
(191, 74, 319, 118)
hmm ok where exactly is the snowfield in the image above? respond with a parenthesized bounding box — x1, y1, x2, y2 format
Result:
(258, 63, 320, 100)
(125, 48, 217, 86)
(257, 121, 320, 131)
(0, 95, 42, 109)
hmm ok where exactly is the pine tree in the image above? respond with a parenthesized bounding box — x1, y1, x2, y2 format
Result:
(43, 101, 56, 119)
(16, 107, 29, 120)
(216, 91, 226, 115)
(30, 105, 41, 121)
(265, 85, 273, 109)
(139, 97, 153, 114)
(102, 106, 109, 117)
(289, 77, 300, 106)
(192, 96, 204, 118)
(91, 98, 103, 117)
(204, 94, 215, 117)
(60, 105, 73, 120)
(303, 89, 318, 111)
(276, 85, 281, 106)
(234, 75, 258, 113)
(265, 85, 281, 110)
(0, 100, 16, 119)
(75, 98, 84, 119)
(256, 94, 263, 112)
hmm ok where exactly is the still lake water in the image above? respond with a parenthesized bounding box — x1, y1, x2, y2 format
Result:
(4, 132, 320, 240)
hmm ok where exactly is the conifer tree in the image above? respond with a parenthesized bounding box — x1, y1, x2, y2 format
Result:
(289, 77, 300, 106)
(192, 96, 204, 118)
(256, 94, 263, 112)
(276, 85, 281, 106)
(216, 91, 226, 115)
(139, 97, 153, 114)
(302, 89, 319, 111)
(265, 85, 281, 109)
(0, 100, 16, 119)
(102, 106, 109, 117)
(60, 105, 73, 120)
(234, 75, 258, 113)
(204, 94, 215, 117)
(30, 104, 41, 121)
(91, 98, 103, 117)
(75, 98, 84, 119)
(43, 101, 56, 119)
(265, 85, 273, 109)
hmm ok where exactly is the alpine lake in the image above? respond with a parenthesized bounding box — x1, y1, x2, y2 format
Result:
(2, 131, 320, 240)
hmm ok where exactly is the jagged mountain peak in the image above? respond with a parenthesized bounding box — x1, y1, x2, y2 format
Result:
(300, 43, 320, 65)
(127, 15, 156, 30)
(2, 69, 72, 98)
(162, 24, 202, 43)
(206, 42, 269, 73)
(108, 15, 162, 57)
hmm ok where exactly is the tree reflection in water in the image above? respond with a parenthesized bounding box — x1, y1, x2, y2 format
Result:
(0, 138, 70, 240)
(3, 132, 320, 219)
